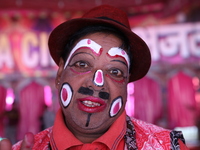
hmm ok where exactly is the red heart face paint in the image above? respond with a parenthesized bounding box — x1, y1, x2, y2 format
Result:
(110, 96, 123, 117)
(60, 83, 73, 107)
(93, 69, 104, 86)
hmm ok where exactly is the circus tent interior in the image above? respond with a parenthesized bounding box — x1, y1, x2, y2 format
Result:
(0, 0, 200, 149)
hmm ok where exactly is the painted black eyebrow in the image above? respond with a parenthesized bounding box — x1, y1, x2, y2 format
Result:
(110, 60, 128, 68)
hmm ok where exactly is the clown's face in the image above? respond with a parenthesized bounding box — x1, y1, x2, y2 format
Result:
(56, 32, 130, 139)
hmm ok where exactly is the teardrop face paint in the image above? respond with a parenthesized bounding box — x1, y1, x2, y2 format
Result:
(107, 47, 130, 70)
(109, 96, 123, 117)
(93, 69, 104, 86)
(60, 83, 73, 107)
(64, 39, 102, 69)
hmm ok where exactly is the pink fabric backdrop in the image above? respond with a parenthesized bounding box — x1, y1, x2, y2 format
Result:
(0, 85, 7, 137)
(167, 72, 196, 129)
(133, 77, 162, 125)
(17, 82, 45, 140)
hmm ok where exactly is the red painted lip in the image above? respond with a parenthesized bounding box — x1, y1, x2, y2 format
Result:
(77, 96, 107, 113)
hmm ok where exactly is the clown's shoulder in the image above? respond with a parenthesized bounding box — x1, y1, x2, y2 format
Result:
(130, 117, 188, 150)
(130, 117, 171, 134)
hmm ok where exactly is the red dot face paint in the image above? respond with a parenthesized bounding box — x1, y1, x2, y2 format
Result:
(87, 39, 91, 44)
(121, 50, 125, 55)
(110, 97, 123, 117)
(60, 83, 73, 107)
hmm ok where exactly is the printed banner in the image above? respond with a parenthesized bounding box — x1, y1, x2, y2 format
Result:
(0, 16, 199, 78)
(133, 22, 200, 63)
(0, 30, 57, 78)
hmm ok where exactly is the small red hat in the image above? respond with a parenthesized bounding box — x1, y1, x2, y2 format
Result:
(48, 5, 151, 82)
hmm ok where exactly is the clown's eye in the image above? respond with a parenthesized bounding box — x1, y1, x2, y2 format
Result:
(69, 60, 92, 73)
(74, 61, 89, 68)
(109, 68, 123, 77)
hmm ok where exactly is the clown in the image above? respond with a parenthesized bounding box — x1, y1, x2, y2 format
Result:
(1, 5, 189, 150)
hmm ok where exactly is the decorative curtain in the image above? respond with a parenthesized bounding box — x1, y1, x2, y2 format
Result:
(126, 83, 135, 117)
(17, 82, 45, 140)
(133, 77, 162, 125)
(0, 85, 7, 137)
(167, 72, 196, 129)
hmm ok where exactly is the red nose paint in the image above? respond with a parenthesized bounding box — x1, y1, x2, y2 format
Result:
(96, 71, 103, 84)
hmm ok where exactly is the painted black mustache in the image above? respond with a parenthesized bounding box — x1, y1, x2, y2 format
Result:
(78, 86, 110, 100)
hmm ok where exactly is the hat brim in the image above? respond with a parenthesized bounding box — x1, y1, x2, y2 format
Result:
(48, 18, 151, 82)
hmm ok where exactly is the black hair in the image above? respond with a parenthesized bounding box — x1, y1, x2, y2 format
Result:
(60, 25, 133, 73)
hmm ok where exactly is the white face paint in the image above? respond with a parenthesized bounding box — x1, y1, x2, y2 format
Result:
(110, 97, 123, 117)
(64, 39, 102, 69)
(107, 47, 130, 70)
(60, 83, 73, 107)
(93, 69, 104, 87)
